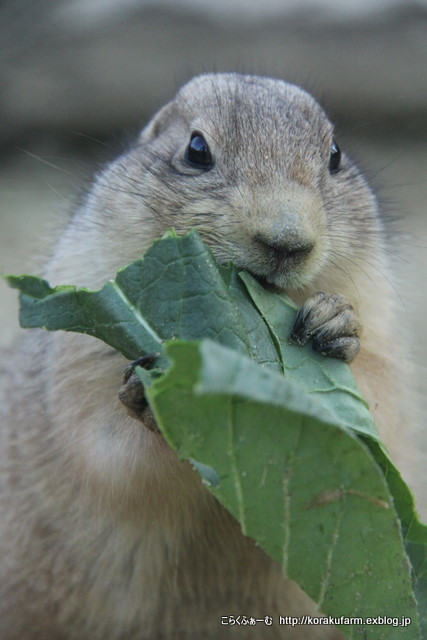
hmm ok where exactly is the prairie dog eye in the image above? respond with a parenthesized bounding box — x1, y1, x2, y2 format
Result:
(329, 140, 341, 174)
(186, 132, 213, 169)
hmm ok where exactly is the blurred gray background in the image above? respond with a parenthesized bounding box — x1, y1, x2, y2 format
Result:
(0, 0, 426, 509)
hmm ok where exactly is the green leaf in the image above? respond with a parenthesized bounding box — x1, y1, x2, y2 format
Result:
(218, 265, 282, 372)
(114, 231, 251, 355)
(7, 229, 426, 637)
(6, 274, 164, 362)
(146, 339, 420, 639)
(239, 271, 379, 441)
(240, 271, 427, 556)
(7, 231, 254, 366)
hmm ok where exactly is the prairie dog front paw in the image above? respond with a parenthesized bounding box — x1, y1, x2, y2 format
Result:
(290, 291, 360, 363)
(118, 354, 160, 430)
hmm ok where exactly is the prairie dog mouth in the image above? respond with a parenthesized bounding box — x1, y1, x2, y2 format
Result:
(245, 272, 281, 293)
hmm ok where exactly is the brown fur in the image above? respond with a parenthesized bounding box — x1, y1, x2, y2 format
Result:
(0, 73, 415, 638)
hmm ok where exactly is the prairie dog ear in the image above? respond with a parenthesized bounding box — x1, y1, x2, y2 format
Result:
(138, 100, 177, 144)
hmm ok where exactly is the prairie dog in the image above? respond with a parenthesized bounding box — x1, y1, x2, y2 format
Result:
(0, 73, 412, 639)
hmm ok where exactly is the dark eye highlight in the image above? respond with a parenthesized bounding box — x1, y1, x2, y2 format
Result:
(329, 140, 341, 174)
(186, 132, 213, 169)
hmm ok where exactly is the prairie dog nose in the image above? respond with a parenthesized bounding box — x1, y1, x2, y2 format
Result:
(254, 233, 315, 262)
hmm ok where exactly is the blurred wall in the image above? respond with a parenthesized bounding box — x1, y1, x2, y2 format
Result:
(0, 0, 426, 507)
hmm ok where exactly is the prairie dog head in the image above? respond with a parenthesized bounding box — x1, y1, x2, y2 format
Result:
(51, 73, 382, 303)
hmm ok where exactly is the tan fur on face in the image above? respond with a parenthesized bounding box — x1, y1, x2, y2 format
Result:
(0, 73, 418, 639)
